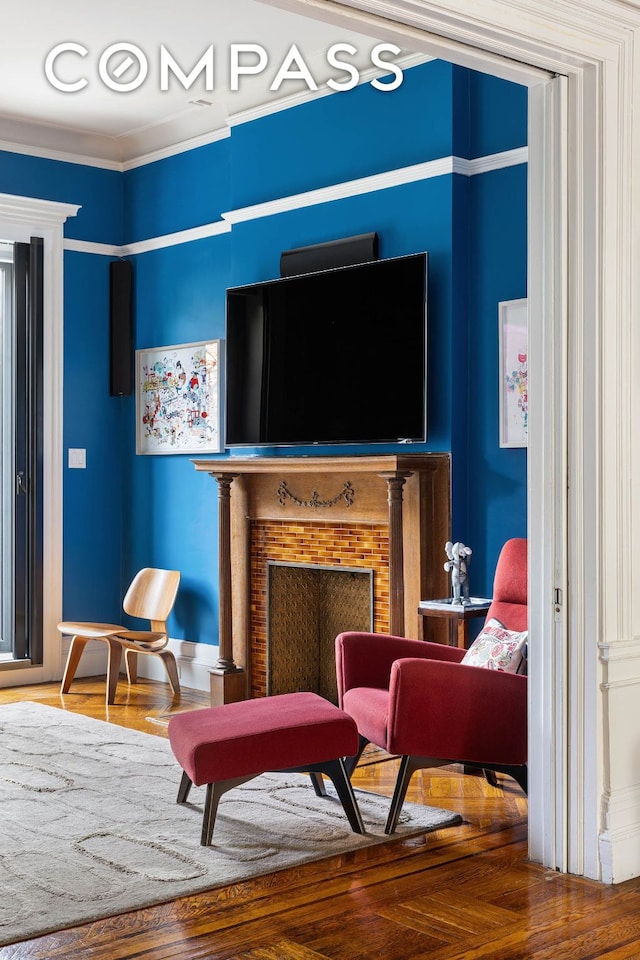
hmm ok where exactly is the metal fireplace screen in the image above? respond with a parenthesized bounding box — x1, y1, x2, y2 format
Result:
(267, 562, 373, 703)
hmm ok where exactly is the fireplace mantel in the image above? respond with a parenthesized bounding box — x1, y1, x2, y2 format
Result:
(193, 454, 447, 475)
(193, 454, 451, 703)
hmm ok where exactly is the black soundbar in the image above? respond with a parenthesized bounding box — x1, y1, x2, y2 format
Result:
(280, 232, 379, 277)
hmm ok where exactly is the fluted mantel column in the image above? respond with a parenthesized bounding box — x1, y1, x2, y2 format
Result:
(208, 472, 246, 705)
(378, 471, 412, 637)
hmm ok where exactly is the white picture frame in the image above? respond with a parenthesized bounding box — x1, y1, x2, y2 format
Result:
(135, 339, 223, 455)
(498, 299, 528, 448)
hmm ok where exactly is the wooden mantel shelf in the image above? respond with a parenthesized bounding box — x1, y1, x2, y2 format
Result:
(193, 453, 451, 704)
(192, 454, 445, 475)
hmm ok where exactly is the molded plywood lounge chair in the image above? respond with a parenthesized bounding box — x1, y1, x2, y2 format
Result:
(58, 567, 181, 705)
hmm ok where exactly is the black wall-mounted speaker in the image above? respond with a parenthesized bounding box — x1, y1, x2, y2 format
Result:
(109, 259, 133, 397)
(280, 232, 379, 277)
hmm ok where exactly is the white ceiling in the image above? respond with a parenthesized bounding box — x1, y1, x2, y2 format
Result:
(0, 0, 419, 168)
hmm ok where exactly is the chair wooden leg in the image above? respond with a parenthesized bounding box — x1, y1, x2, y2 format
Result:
(343, 735, 369, 778)
(159, 650, 180, 695)
(125, 649, 138, 685)
(60, 635, 90, 694)
(464, 762, 528, 795)
(484, 768, 499, 787)
(105, 638, 123, 705)
(385, 755, 416, 835)
(385, 757, 451, 834)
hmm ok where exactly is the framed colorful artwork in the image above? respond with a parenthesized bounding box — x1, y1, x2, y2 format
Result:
(498, 299, 528, 448)
(135, 339, 223, 455)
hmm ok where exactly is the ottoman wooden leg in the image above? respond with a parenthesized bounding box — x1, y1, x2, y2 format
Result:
(201, 774, 257, 846)
(320, 758, 365, 834)
(177, 770, 192, 804)
(309, 772, 327, 797)
(202, 783, 221, 846)
(287, 758, 365, 834)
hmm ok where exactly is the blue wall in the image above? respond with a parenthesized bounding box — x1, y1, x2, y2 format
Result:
(0, 152, 125, 620)
(123, 235, 232, 642)
(0, 151, 122, 243)
(62, 251, 126, 620)
(466, 164, 528, 593)
(453, 68, 528, 595)
(228, 59, 458, 208)
(0, 59, 528, 647)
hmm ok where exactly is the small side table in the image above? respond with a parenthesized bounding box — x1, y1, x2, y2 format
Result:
(417, 598, 492, 648)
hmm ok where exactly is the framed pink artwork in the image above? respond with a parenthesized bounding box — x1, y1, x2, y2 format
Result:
(498, 299, 528, 448)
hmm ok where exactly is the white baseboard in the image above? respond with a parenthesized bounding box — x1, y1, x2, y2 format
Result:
(598, 637, 640, 882)
(59, 636, 219, 694)
(599, 784, 640, 883)
(135, 637, 220, 693)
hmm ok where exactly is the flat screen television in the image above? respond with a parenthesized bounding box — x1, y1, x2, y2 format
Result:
(225, 251, 428, 447)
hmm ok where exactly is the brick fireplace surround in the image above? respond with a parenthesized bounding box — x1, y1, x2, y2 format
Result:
(192, 455, 451, 705)
(251, 519, 388, 698)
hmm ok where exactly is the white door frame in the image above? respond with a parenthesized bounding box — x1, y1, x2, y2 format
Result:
(261, 0, 640, 881)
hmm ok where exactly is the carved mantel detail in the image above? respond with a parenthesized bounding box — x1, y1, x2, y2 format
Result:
(277, 479, 354, 509)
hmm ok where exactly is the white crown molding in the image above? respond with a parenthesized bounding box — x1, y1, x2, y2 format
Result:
(62, 147, 527, 257)
(0, 124, 230, 173)
(0, 112, 126, 169)
(63, 219, 232, 257)
(0, 135, 124, 172)
(223, 147, 527, 223)
(0, 108, 232, 171)
(63, 239, 122, 257)
(467, 146, 528, 174)
(0, 192, 81, 225)
(120, 220, 233, 256)
(223, 155, 456, 224)
(451, 147, 527, 177)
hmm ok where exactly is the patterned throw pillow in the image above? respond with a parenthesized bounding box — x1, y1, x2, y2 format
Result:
(461, 618, 528, 673)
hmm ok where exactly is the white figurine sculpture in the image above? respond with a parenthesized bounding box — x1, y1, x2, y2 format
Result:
(444, 540, 472, 604)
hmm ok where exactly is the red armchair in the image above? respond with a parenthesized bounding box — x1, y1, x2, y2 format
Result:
(335, 538, 528, 833)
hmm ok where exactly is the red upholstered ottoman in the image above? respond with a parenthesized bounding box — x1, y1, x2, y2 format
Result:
(167, 691, 364, 845)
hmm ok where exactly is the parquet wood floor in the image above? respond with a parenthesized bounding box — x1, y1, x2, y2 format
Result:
(1, 678, 639, 959)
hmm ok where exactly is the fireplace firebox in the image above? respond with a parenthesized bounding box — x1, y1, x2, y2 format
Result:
(267, 562, 373, 702)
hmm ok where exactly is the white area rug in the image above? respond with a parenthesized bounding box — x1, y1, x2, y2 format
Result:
(0, 701, 461, 946)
